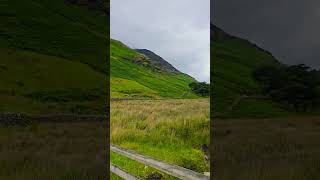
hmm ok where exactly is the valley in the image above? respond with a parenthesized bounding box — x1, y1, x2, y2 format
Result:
(110, 39, 210, 178)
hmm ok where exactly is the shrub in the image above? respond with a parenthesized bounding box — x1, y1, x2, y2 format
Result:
(189, 82, 210, 97)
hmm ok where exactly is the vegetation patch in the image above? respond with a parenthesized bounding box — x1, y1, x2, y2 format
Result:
(110, 99, 210, 173)
(23, 88, 105, 102)
(213, 117, 320, 180)
(0, 121, 107, 180)
(253, 64, 320, 112)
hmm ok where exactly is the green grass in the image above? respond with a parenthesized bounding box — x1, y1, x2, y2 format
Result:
(0, 48, 107, 114)
(110, 173, 123, 180)
(0, 0, 108, 72)
(111, 152, 177, 180)
(110, 39, 198, 99)
(0, 0, 108, 114)
(227, 98, 293, 118)
(0, 49, 106, 90)
(110, 99, 210, 174)
(110, 77, 158, 98)
(0, 121, 107, 180)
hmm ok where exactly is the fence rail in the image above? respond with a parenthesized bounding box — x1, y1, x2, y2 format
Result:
(111, 145, 210, 180)
(110, 164, 140, 180)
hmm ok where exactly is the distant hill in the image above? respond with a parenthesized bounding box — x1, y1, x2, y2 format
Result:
(0, 0, 108, 114)
(211, 24, 292, 118)
(110, 39, 198, 99)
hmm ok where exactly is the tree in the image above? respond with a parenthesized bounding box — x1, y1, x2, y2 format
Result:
(189, 82, 210, 97)
(253, 64, 320, 112)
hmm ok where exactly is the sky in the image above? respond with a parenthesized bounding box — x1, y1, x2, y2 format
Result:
(111, 0, 210, 82)
(212, 0, 320, 69)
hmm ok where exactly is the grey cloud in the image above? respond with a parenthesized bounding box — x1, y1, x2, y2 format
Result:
(212, 0, 320, 69)
(111, 0, 210, 82)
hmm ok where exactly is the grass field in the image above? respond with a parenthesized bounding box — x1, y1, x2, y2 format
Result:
(0, 121, 107, 180)
(213, 116, 320, 180)
(110, 99, 210, 178)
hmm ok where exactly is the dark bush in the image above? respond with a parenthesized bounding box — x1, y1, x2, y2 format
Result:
(253, 64, 320, 112)
(189, 82, 210, 97)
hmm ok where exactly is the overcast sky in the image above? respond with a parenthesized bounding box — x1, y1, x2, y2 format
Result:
(212, 0, 320, 69)
(111, 0, 210, 82)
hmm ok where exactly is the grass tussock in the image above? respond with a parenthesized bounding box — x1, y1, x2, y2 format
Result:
(110, 99, 210, 174)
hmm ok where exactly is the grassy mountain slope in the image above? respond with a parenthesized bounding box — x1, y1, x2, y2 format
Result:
(110, 39, 198, 98)
(0, 0, 108, 114)
(211, 25, 292, 118)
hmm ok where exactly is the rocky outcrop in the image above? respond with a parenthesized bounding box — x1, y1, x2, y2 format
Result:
(135, 49, 180, 74)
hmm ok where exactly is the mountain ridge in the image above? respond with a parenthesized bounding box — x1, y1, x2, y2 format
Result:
(211, 24, 277, 60)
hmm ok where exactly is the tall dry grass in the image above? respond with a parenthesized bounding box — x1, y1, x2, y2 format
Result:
(213, 117, 320, 180)
(0, 122, 107, 180)
(110, 99, 210, 172)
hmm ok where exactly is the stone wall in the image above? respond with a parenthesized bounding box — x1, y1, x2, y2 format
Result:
(0, 113, 108, 127)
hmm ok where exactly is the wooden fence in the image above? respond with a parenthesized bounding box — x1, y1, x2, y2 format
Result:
(110, 145, 210, 180)
(110, 164, 140, 180)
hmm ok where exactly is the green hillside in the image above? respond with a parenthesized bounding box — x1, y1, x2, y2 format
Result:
(211, 25, 292, 118)
(110, 39, 198, 99)
(0, 0, 108, 114)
